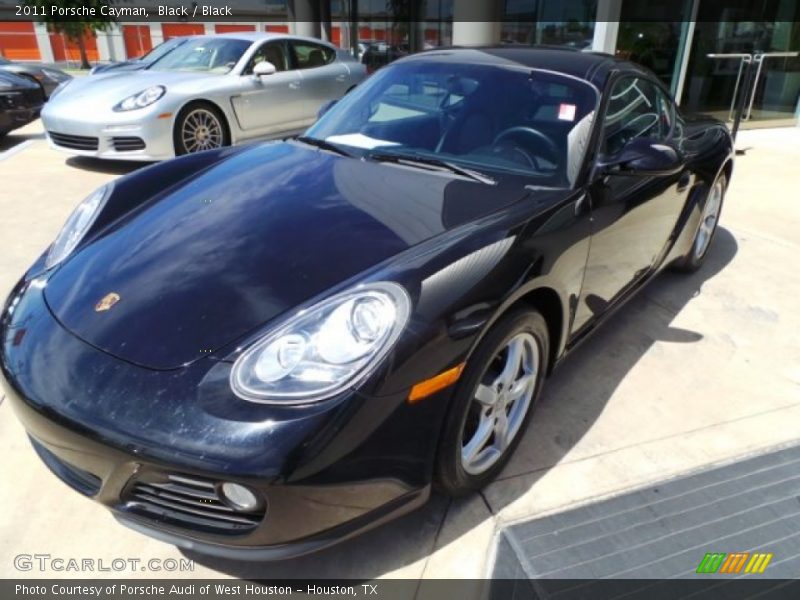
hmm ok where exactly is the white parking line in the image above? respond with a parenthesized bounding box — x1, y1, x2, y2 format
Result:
(0, 139, 38, 162)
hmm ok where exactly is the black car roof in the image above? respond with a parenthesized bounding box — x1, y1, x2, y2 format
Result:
(402, 45, 651, 89)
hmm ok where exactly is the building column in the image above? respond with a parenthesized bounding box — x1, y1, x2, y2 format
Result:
(453, 0, 496, 46)
(97, 28, 124, 62)
(33, 22, 54, 64)
(288, 0, 321, 38)
(452, 0, 501, 46)
(150, 23, 164, 46)
(591, 0, 622, 54)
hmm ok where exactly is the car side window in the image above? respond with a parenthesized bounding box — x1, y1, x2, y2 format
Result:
(243, 41, 288, 75)
(290, 42, 335, 70)
(603, 77, 671, 156)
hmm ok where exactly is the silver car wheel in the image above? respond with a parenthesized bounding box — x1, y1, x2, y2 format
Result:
(181, 108, 224, 153)
(461, 332, 539, 476)
(693, 180, 723, 260)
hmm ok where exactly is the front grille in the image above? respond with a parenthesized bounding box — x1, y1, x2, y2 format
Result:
(110, 136, 146, 152)
(123, 473, 265, 535)
(48, 131, 99, 151)
(30, 437, 102, 496)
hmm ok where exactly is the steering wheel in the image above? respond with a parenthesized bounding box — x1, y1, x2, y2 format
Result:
(492, 126, 559, 170)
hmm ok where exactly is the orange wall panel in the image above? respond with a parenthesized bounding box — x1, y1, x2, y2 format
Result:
(161, 23, 205, 40)
(122, 25, 151, 59)
(0, 22, 40, 61)
(50, 31, 99, 62)
(215, 24, 256, 33)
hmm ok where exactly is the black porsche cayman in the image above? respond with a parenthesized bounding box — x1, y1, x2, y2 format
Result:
(1, 47, 733, 559)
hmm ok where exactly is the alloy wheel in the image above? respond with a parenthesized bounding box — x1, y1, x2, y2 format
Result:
(461, 332, 539, 475)
(693, 180, 724, 259)
(181, 108, 224, 153)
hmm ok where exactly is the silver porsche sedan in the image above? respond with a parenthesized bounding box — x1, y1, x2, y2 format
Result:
(41, 33, 367, 161)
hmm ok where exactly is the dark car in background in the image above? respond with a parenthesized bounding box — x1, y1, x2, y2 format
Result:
(0, 56, 71, 98)
(89, 37, 189, 75)
(0, 70, 44, 137)
(361, 42, 409, 72)
(1, 47, 733, 559)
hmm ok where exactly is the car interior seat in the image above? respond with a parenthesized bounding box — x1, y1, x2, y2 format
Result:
(307, 50, 326, 68)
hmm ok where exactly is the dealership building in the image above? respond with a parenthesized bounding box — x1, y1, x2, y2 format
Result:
(1, 0, 798, 128)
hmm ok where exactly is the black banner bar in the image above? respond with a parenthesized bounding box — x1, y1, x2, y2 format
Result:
(5, 579, 800, 600)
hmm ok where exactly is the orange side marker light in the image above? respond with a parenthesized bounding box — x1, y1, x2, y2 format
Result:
(408, 363, 465, 404)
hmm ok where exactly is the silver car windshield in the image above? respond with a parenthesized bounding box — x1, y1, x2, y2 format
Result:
(149, 38, 250, 74)
(142, 38, 185, 63)
(306, 61, 599, 188)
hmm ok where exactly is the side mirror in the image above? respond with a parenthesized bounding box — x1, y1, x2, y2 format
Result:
(253, 61, 277, 77)
(599, 138, 684, 176)
(317, 99, 337, 120)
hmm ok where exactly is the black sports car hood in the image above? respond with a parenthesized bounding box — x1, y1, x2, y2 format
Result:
(44, 142, 528, 370)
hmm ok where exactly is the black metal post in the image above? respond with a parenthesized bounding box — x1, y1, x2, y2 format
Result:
(730, 57, 755, 142)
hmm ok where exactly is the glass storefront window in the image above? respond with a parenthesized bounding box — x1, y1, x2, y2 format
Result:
(340, 0, 453, 72)
(501, 0, 596, 48)
(683, 0, 800, 128)
(615, 0, 695, 91)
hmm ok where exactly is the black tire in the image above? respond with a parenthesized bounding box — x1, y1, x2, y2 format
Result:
(671, 173, 727, 273)
(435, 309, 550, 496)
(173, 101, 230, 156)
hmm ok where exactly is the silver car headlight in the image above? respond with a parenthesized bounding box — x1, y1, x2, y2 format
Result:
(45, 184, 110, 269)
(114, 85, 166, 111)
(231, 282, 411, 404)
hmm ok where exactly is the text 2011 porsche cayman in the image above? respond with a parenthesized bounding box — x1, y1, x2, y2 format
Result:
(41, 33, 365, 160)
(1, 47, 733, 559)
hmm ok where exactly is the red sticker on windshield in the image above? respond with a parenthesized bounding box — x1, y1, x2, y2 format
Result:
(558, 103, 577, 121)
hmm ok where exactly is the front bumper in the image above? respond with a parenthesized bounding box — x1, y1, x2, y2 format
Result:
(0, 92, 42, 134)
(6, 390, 429, 559)
(41, 104, 175, 161)
(0, 276, 446, 558)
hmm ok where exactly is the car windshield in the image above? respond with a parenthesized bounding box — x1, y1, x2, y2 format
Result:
(141, 38, 185, 63)
(306, 60, 599, 188)
(149, 38, 250, 74)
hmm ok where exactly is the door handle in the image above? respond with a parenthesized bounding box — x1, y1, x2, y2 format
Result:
(289, 81, 300, 90)
(336, 74, 346, 81)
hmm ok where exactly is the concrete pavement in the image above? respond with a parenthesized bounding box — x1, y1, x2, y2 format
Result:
(0, 121, 798, 580)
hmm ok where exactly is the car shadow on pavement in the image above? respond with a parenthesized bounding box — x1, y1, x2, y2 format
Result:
(65, 156, 149, 176)
(0, 130, 44, 152)
(183, 227, 738, 580)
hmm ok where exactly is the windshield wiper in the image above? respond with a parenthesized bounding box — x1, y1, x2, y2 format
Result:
(295, 136, 352, 157)
(368, 151, 496, 185)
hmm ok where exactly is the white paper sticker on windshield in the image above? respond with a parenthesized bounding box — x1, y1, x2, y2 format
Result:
(325, 133, 400, 150)
(558, 103, 577, 121)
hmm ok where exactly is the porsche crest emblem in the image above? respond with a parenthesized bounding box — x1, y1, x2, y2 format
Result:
(95, 293, 121, 312)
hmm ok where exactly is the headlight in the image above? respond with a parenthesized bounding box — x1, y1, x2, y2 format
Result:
(113, 85, 165, 111)
(41, 68, 71, 82)
(45, 185, 110, 269)
(231, 282, 411, 404)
